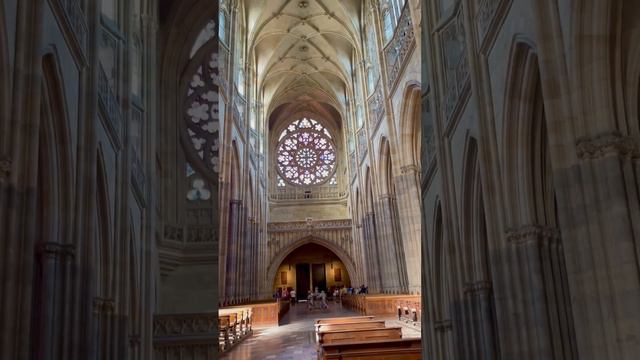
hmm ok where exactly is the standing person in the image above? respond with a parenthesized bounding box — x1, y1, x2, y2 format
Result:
(320, 291, 329, 310)
(307, 291, 314, 310)
(290, 288, 297, 305)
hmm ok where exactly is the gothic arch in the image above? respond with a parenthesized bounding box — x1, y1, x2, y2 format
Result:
(503, 40, 543, 226)
(502, 39, 578, 359)
(266, 235, 359, 289)
(0, 4, 9, 147)
(95, 148, 113, 298)
(230, 140, 241, 201)
(39, 53, 74, 243)
(378, 137, 395, 196)
(397, 82, 421, 167)
(460, 136, 491, 281)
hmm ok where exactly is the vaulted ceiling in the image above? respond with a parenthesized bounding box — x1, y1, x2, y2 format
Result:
(244, 0, 364, 125)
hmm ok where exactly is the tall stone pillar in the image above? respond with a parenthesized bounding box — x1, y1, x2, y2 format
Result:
(506, 225, 576, 359)
(396, 165, 422, 294)
(377, 195, 409, 293)
(463, 281, 498, 360)
(363, 212, 382, 293)
(225, 200, 242, 304)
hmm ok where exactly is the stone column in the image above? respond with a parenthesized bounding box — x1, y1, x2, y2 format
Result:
(378, 195, 409, 293)
(506, 225, 576, 359)
(396, 165, 422, 294)
(225, 200, 242, 304)
(463, 281, 498, 360)
(363, 212, 383, 293)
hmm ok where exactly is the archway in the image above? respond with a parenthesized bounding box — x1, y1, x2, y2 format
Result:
(266, 237, 357, 300)
(271, 243, 352, 300)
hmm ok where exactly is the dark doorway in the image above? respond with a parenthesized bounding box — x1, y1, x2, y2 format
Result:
(296, 264, 310, 299)
(312, 263, 327, 292)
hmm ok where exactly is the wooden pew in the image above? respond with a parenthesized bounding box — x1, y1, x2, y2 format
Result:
(319, 338, 422, 360)
(317, 327, 402, 346)
(218, 315, 231, 351)
(315, 316, 374, 328)
(316, 320, 387, 333)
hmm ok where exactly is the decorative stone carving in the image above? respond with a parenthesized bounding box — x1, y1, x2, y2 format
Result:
(131, 152, 145, 200)
(368, 86, 384, 133)
(40, 242, 75, 260)
(384, 2, 416, 90)
(357, 128, 367, 163)
(475, 0, 502, 43)
(267, 219, 352, 232)
(153, 313, 216, 336)
(434, 319, 452, 332)
(98, 64, 122, 136)
(440, 8, 470, 123)
(164, 225, 184, 242)
(576, 131, 640, 160)
(464, 281, 493, 294)
(0, 156, 11, 181)
(506, 224, 560, 245)
(185, 226, 217, 243)
(56, 0, 88, 54)
(349, 152, 357, 180)
(185, 50, 220, 177)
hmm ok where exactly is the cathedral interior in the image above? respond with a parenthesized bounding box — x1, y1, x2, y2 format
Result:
(1, 0, 639, 359)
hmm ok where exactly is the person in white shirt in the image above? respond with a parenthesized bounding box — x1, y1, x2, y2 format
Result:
(290, 289, 297, 305)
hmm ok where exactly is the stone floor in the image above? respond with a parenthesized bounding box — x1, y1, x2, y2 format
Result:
(220, 302, 421, 360)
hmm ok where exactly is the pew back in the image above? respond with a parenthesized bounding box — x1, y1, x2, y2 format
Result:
(318, 327, 402, 345)
(320, 338, 422, 360)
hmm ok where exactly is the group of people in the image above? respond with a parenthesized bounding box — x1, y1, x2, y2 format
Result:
(342, 284, 368, 295)
(307, 287, 330, 311)
(273, 284, 369, 310)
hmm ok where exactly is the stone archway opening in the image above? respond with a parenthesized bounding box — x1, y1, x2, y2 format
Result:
(271, 243, 352, 300)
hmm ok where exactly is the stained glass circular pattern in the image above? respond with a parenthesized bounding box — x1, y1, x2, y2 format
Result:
(276, 118, 337, 186)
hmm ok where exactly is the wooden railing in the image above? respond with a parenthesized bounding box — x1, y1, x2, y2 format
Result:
(342, 294, 421, 321)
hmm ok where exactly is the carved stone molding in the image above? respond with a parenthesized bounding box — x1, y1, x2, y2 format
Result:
(434, 319, 452, 332)
(267, 219, 352, 232)
(506, 224, 560, 246)
(40, 242, 75, 260)
(576, 132, 640, 160)
(164, 225, 184, 242)
(384, 2, 416, 90)
(0, 156, 11, 181)
(129, 334, 141, 348)
(401, 165, 420, 174)
(464, 281, 493, 294)
(92, 298, 104, 315)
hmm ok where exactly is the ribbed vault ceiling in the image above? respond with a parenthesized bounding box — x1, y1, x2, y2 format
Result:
(245, 0, 363, 123)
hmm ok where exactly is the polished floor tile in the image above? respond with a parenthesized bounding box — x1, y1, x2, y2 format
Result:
(220, 302, 421, 360)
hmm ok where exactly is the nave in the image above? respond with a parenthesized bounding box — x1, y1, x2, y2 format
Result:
(221, 302, 421, 360)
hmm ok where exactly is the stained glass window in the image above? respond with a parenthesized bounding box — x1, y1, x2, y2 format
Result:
(276, 118, 336, 186)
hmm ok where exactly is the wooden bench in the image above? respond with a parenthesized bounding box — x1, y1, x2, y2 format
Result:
(315, 320, 387, 343)
(218, 307, 253, 352)
(317, 327, 402, 345)
(315, 316, 374, 328)
(319, 338, 422, 360)
(316, 320, 387, 333)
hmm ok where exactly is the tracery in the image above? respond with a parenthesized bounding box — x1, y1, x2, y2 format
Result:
(276, 118, 336, 186)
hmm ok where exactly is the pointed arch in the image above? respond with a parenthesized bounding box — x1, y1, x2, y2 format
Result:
(265, 235, 359, 290)
(397, 82, 422, 167)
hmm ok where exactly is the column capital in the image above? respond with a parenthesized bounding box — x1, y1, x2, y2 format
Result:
(463, 280, 493, 294)
(400, 165, 420, 174)
(0, 156, 11, 181)
(576, 131, 640, 160)
(506, 224, 560, 245)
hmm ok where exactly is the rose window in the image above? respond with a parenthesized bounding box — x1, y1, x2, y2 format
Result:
(276, 118, 336, 186)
